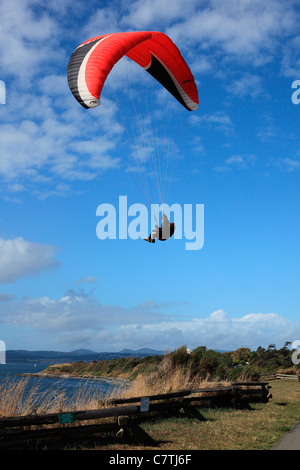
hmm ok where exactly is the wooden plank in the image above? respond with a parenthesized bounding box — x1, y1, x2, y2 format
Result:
(182, 386, 233, 393)
(0, 401, 185, 444)
(0, 412, 60, 428)
(0, 400, 186, 429)
(232, 382, 269, 386)
(0, 422, 120, 448)
(104, 384, 267, 406)
(275, 374, 300, 380)
(0, 405, 141, 428)
(108, 389, 192, 405)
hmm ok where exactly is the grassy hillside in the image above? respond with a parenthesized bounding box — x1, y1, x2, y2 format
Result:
(44, 355, 162, 380)
(43, 343, 299, 382)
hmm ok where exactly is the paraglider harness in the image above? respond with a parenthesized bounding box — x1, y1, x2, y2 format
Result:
(144, 213, 175, 243)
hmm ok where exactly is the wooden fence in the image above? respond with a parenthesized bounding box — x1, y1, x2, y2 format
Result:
(0, 381, 271, 448)
(260, 373, 300, 381)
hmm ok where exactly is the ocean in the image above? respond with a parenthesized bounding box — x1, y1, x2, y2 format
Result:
(0, 363, 125, 408)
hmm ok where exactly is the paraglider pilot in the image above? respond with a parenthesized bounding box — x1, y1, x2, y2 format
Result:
(144, 213, 175, 243)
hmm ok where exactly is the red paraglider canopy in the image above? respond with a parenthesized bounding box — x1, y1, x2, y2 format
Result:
(67, 31, 199, 111)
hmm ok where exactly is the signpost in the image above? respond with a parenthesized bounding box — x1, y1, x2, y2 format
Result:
(140, 397, 149, 412)
(59, 413, 74, 424)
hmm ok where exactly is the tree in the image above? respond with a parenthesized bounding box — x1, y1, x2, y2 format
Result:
(231, 348, 251, 365)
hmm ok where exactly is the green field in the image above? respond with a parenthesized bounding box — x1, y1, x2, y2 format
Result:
(91, 379, 300, 451)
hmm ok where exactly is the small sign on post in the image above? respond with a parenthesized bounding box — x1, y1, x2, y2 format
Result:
(59, 412, 75, 424)
(0, 340, 6, 364)
(0, 80, 5, 105)
(140, 397, 149, 412)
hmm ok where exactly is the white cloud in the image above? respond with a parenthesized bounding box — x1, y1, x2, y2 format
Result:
(0, 237, 59, 283)
(81, 6, 121, 38)
(166, 0, 298, 66)
(225, 73, 265, 98)
(281, 34, 300, 77)
(0, 291, 169, 337)
(191, 111, 234, 134)
(109, 310, 300, 352)
(75, 276, 98, 285)
(122, 0, 194, 29)
(0, 0, 63, 79)
(1, 290, 299, 351)
(256, 114, 280, 143)
(0, 122, 54, 181)
(275, 157, 300, 172)
(0, 93, 122, 190)
(213, 154, 256, 172)
(227, 154, 256, 167)
(0, 1, 124, 195)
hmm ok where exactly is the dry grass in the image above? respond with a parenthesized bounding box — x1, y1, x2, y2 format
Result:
(0, 356, 231, 417)
(276, 365, 299, 375)
(0, 376, 114, 417)
(0, 377, 66, 417)
(109, 356, 231, 401)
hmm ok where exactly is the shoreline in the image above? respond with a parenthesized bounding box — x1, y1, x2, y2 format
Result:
(21, 371, 131, 385)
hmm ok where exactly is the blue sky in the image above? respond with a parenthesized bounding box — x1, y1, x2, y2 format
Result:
(0, 0, 300, 353)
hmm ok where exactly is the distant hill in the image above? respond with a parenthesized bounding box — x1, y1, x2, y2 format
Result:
(119, 348, 164, 356)
(5, 348, 165, 364)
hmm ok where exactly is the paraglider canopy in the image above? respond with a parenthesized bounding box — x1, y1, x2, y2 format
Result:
(67, 31, 199, 111)
(67, 31, 199, 226)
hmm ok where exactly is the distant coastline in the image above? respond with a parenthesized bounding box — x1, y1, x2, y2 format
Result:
(6, 348, 165, 365)
(21, 370, 131, 384)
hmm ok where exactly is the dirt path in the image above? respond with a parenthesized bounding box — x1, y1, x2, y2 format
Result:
(271, 421, 300, 450)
